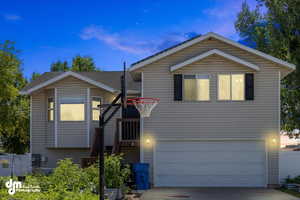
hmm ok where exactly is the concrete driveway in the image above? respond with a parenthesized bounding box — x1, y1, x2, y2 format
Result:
(141, 188, 300, 200)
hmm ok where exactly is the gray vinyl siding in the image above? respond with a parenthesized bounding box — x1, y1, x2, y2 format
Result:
(91, 88, 120, 146)
(31, 76, 119, 168)
(137, 38, 282, 185)
(57, 87, 87, 148)
(46, 89, 55, 147)
(31, 91, 47, 155)
(31, 91, 88, 168)
(47, 76, 90, 148)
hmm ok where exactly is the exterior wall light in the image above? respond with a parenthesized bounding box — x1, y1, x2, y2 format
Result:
(272, 138, 277, 143)
(145, 138, 151, 145)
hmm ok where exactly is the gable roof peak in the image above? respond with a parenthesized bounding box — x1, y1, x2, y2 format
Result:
(129, 32, 295, 72)
(20, 71, 116, 95)
(170, 49, 260, 72)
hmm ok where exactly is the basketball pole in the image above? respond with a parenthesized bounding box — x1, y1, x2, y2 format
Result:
(98, 62, 126, 200)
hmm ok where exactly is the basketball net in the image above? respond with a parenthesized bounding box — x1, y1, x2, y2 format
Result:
(128, 98, 159, 118)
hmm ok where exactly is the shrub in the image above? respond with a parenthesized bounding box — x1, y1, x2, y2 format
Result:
(82, 162, 99, 193)
(0, 155, 130, 199)
(104, 154, 130, 188)
(0, 190, 100, 200)
(285, 175, 300, 184)
(48, 158, 86, 193)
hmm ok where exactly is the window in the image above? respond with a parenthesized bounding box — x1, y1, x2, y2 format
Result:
(218, 75, 231, 100)
(60, 97, 85, 121)
(48, 97, 54, 121)
(183, 74, 210, 101)
(231, 74, 245, 100)
(218, 74, 245, 101)
(92, 97, 101, 121)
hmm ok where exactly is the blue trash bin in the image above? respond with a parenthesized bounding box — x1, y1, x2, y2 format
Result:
(132, 163, 149, 190)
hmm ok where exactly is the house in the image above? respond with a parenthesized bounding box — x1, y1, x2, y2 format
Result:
(21, 71, 141, 167)
(280, 134, 300, 149)
(21, 32, 295, 188)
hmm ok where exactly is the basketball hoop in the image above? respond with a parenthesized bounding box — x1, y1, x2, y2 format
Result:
(127, 97, 159, 118)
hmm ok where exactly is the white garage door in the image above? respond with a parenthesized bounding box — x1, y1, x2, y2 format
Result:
(154, 140, 266, 187)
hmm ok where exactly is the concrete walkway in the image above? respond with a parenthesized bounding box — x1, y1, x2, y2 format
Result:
(141, 188, 300, 200)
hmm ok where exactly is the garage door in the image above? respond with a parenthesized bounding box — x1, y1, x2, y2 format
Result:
(154, 140, 266, 187)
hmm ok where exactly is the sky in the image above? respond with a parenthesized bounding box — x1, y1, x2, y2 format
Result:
(0, 0, 257, 78)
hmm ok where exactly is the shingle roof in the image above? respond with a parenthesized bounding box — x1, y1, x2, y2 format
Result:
(130, 32, 296, 72)
(131, 34, 202, 66)
(21, 71, 140, 94)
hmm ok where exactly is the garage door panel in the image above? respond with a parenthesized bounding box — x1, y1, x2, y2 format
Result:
(156, 152, 265, 163)
(156, 141, 265, 152)
(156, 163, 265, 176)
(154, 140, 266, 187)
(156, 175, 266, 187)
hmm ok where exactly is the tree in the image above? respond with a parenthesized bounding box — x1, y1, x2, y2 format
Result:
(30, 72, 41, 82)
(235, 1, 270, 52)
(235, 0, 300, 137)
(50, 60, 69, 72)
(71, 55, 99, 72)
(0, 41, 29, 153)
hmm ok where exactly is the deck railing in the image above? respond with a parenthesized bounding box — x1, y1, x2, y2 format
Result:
(113, 118, 140, 153)
(119, 118, 140, 141)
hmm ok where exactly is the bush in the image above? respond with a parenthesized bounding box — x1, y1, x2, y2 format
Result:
(0, 155, 130, 199)
(104, 154, 130, 188)
(0, 190, 100, 200)
(82, 162, 99, 193)
(285, 175, 300, 184)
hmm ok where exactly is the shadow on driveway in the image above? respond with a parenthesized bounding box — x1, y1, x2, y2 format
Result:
(141, 188, 300, 200)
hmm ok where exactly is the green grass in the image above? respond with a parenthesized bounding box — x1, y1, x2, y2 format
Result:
(278, 188, 300, 198)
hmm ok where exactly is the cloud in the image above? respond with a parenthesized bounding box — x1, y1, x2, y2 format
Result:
(155, 32, 199, 50)
(198, 0, 258, 39)
(3, 14, 22, 21)
(203, 8, 236, 19)
(203, 0, 257, 18)
(80, 25, 155, 54)
(80, 25, 199, 55)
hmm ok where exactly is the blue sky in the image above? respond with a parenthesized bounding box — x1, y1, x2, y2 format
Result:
(0, 0, 256, 78)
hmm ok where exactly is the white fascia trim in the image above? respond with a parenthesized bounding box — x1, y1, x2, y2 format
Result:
(130, 32, 296, 71)
(170, 49, 260, 72)
(21, 71, 116, 95)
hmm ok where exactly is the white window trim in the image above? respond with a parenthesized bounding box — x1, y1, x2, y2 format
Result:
(47, 97, 54, 122)
(91, 96, 102, 121)
(182, 74, 211, 102)
(217, 73, 246, 101)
